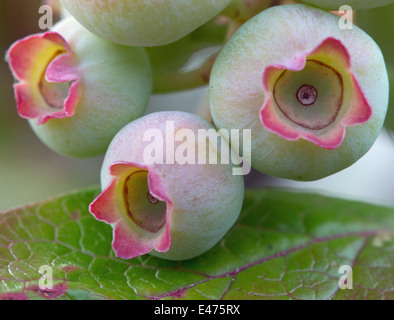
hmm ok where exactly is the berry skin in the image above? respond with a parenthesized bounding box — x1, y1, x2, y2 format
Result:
(209, 4, 389, 181)
(6, 17, 152, 158)
(60, 0, 232, 47)
(89, 111, 244, 261)
(301, 0, 394, 10)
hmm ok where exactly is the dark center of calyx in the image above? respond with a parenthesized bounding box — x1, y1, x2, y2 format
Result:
(123, 170, 166, 233)
(273, 59, 344, 131)
(297, 85, 317, 106)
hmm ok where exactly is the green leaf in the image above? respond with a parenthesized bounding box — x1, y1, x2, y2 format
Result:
(0, 188, 393, 300)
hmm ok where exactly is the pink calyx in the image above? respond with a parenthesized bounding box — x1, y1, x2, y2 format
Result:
(260, 37, 372, 149)
(89, 162, 173, 260)
(7, 32, 81, 125)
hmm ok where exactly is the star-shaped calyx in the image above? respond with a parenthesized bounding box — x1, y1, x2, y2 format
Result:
(7, 31, 81, 125)
(260, 37, 372, 149)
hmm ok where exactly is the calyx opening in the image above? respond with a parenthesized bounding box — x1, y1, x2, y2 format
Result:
(123, 170, 167, 233)
(39, 49, 70, 109)
(260, 37, 373, 150)
(272, 59, 343, 131)
(296, 85, 317, 106)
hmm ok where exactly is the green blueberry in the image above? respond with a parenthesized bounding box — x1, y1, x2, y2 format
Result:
(6, 17, 152, 158)
(209, 4, 389, 181)
(60, 0, 232, 46)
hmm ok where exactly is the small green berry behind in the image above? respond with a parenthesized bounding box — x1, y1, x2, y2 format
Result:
(6, 17, 152, 158)
(89, 111, 244, 261)
(301, 0, 394, 10)
(60, 0, 232, 47)
(146, 16, 228, 94)
(209, 4, 389, 181)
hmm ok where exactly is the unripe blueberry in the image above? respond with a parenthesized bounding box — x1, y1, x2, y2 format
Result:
(89, 111, 244, 261)
(301, 0, 394, 10)
(6, 17, 152, 158)
(209, 4, 389, 181)
(60, 0, 232, 47)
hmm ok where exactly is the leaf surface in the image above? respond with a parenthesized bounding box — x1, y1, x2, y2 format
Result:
(0, 188, 393, 300)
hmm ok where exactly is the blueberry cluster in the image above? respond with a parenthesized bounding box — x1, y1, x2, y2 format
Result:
(6, 1, 391, 260)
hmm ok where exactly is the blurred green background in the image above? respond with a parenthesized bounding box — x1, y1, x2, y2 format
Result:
(0, 1, 394, 211)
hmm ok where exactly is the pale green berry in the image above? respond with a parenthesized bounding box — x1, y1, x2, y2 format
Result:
(6, 17, 152, 158)
(60, 0, 232, 46)
(209, 4, 389, 181)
